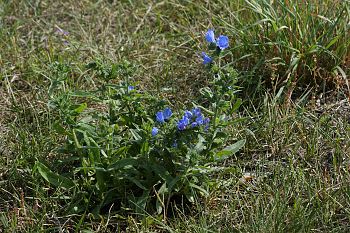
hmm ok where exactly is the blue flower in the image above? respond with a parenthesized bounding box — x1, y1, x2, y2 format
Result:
(191, 122, 198, 128)
(128, 85, 135, 91)
(172, 141, 178, 148)
(201, 52, 212, 65)
(177, 120, 187, 131)
(195, 114, 204, 125)
(163, 107, 172, 120)
(204, 117, 210, 125)
(191, 107, 202, 117)
(216, 35, 229, 50)
(156, 111, 165, 123)
(182, 115, 190, 125)
(151, 127, 158, 136)
(177, 116, 189, 131)
(204, 118, 210, 131)
(184, 110, 193, 119)
(205, 29, 216, 43)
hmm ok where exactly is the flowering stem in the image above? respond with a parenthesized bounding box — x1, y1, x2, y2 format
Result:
(208, 73, 224, 151)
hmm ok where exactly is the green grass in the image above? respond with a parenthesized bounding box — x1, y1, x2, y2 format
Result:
(1, 0, 349, 232)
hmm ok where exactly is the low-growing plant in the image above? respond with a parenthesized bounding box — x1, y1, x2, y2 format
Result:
(34, 30, 245, 218)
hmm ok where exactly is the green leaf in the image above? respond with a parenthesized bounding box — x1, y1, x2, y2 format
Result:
(288, 54, 301, 75)
(141, 141, 149, 156)
(230, 98, 242, 114)
(158, 182, 168, 195)
(185, 192, 195, 203)
(107, 158, 139, 171)
(73, 103, 87, 114)
(126, 176, 147, 190)
(215, 139, 246, 161)
(35, 161, 75, 189)
(95, 167, 108, 191)
(130, 129, 142, 141)
(325, 36, 340, 49)
(194, 135, 206, 153)
(129, 190, 150, 214)
(189, 183, 209, 197)
(69, 90, 97, 99)
(53, 122, 67, 135)
(200, 87, 214, 99)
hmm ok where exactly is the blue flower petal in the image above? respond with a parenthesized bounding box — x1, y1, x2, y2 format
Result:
(191, 107, 202, 117)
(156, 111, 165, 123)
(184, 110, 193, 119)
(177, 115, 190, 131)
(216, 35, 229, 50)
(196, 114, 204, 125)
(163, 107, 172, 120)
(201, 52, 212, 65)
(180, 116, 189, 126)
(205, 29, 216, 43)
(151, 127, 158, 136)
(177, 120, 187, 130)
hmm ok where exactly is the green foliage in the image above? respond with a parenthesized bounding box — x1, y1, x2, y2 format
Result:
(36, 58, 245, 216)
(223, 0, 349, 95)
(35, 161, 75, 190)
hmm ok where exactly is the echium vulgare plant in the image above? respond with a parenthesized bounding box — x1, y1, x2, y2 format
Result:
(199, 29, 244, 156)
(35, 30, 245, 217)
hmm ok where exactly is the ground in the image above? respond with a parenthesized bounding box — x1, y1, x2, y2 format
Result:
(0, 0, 349, 232)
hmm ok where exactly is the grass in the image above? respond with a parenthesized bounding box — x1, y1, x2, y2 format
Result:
(0, 0, 349, 232)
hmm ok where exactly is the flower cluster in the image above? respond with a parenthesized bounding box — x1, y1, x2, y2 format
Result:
(201, 29, 229, 64)
(177, 107, 210, 131)
(151, 107, 210, 137)
(152, 107, 172, 136)
(156, 107, 172, 124)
